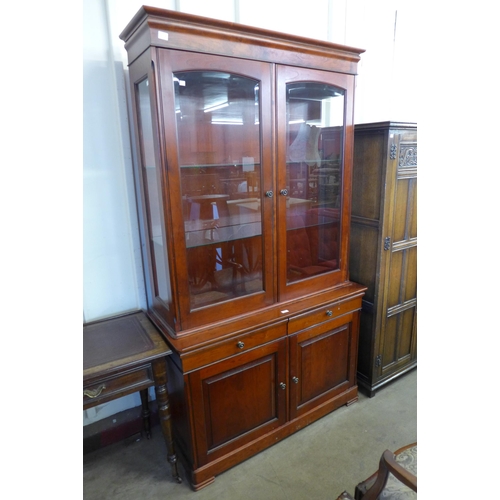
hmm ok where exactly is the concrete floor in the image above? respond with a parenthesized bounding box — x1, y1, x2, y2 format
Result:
(83, 369, 417, 500)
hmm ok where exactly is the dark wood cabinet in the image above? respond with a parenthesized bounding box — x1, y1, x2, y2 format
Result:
(349, 122, 417, 397)
(120, 6, 366, 489)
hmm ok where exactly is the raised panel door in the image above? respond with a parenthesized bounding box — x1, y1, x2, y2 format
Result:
(379, 132, 417, 378)
(188, 336, 287, 467)
(289, 312, 358, 419)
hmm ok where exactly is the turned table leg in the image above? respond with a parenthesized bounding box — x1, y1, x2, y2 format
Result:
(152, 357, 182, 483)
(139, 389, 152, 439)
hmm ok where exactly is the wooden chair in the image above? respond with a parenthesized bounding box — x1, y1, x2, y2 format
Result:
(336, 443, 417, 500)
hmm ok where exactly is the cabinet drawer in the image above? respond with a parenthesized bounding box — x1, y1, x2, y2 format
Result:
(288, 295, 362, 334)
(182, 321, 287, 372)
(83, 365, 154, 408)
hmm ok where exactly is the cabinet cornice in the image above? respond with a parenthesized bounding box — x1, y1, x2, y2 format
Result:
(120, 6, 364, 74)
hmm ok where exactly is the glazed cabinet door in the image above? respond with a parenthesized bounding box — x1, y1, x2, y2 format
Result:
(188, 336, 287, 467)
(289, 312, 359, 420)
(128, 50, 177, 328)
(151, 49, 275, 331)
(378, 130, 417, 380)
(276, 66, 355, 301)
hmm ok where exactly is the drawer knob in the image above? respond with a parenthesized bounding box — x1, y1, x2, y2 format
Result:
(326, 310, 333, 317)
(279, 382, 286, 390)
(292, 377, 299, 384)
(84, 384, 106, 399)
(236, 341, 245, 349)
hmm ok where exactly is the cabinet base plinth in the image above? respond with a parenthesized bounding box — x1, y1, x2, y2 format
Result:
(190, 475, 215, 491)
(346, 395, 358, 406)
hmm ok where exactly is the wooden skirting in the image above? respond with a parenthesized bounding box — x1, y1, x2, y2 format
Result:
(83, 401, 159, 454)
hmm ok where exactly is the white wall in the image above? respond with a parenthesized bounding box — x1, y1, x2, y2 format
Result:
(83, 0, 418, 425)
(83, 0, 145, 323)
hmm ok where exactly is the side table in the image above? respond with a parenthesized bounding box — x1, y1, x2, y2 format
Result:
(83, 311, 181, 483)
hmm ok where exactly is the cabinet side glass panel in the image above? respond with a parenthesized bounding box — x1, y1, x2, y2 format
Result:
(136, 78, 172, 305)
(285, 82, 344, 284)
(173, 71, 263, 309)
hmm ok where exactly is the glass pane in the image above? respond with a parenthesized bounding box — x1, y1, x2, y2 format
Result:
(285, 82, 344, 284)
(136, 78, 171, 304)
(174, 71, 263, 309)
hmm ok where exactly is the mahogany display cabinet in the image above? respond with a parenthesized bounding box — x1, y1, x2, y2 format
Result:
(349, 122, 417, 397)
(120, 6, 366, 490)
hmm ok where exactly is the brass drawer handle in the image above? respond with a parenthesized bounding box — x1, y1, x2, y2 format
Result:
(236, 341, 245, 349)
(326, 310, 333, 317)
(84, 384, 106, 399)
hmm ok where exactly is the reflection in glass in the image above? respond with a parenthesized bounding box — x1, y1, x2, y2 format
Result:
(285, 82, 344, 283)
(136, 78, 171, 303)
(173, 71, 263, 308)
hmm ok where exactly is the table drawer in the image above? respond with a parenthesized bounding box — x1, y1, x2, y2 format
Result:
(288, 295, 362, 334)
(83, 364, 154, 408)
(182, 320, 287, 372)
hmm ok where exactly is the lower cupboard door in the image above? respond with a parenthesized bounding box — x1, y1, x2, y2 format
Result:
(289, 313, 356, 419)
(188, 338, 287, 466)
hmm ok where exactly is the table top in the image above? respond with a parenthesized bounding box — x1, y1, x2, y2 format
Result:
(83, 311, 171, 381)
